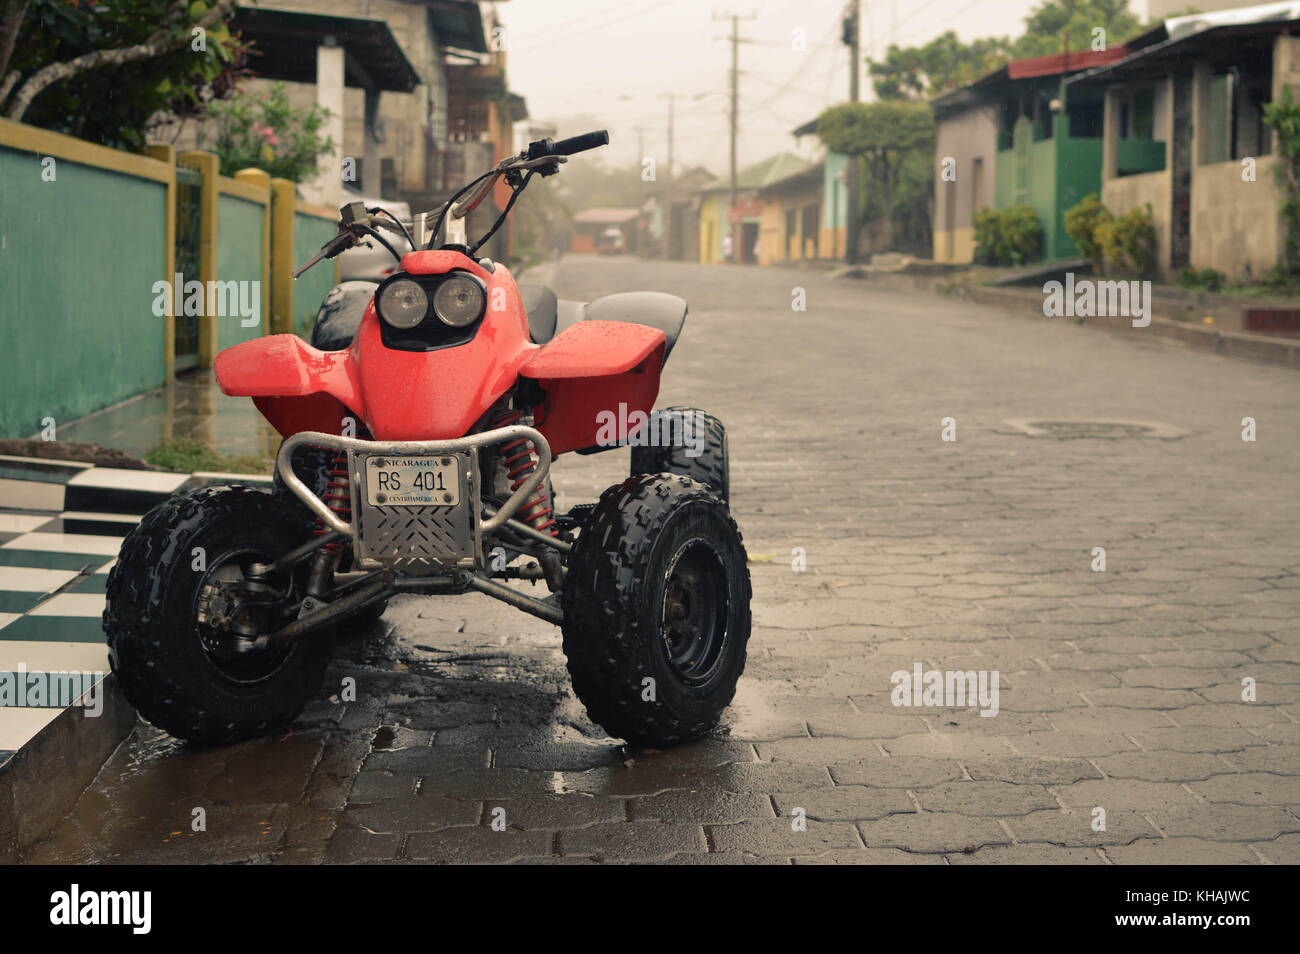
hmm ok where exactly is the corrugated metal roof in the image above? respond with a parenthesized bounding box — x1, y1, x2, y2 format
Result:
(699, 153, 811, 193)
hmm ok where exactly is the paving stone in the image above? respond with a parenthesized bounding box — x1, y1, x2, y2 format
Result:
(1105, 838, 1261, 865)
(559, 822, 707, 860)
(484, 794, 627, 830)
(1094, 751, 1232, 782)
(1251, 832, 1300, 864)
(829, 757, 965, 788)
(630, 790, 774, 824)
(1148, 805, 1300, 842)
(856, 814, 1013, 853)
(963, 757, 1102, 785)
(947, 844, 1105, 864)
(1009, 808, 1162, 846)
(792, 847, 947, 864)
(406, 826, 553, 863)
(707, 819, 862, 856)
(773, 786, 915, 822)
(342, 795, 480, 833)
(1055, 779, 1201, 811)
(916, 780, 1057, 815)
(1186, 773, 1300, 806)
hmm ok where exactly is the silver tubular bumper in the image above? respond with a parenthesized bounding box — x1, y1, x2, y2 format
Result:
(276, 425, 552, 544)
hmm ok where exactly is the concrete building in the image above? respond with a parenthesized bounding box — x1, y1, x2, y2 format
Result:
(1069, 2, 1300, 280)
(571, 208, 641, 254)
(695, 153, 811, 265)
(929, 46, 1130, 264)
(164, 2, 526, 259)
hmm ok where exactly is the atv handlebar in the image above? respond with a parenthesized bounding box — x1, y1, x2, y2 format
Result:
(532, 129, 610, 159)
(294, 130, 609, 276)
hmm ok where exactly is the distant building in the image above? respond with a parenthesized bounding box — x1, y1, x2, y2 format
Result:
(166, 1, 527, 260)
(695, 153, 809, 264)
(571, 208, 641, 254)
(1067, 2, 1300, 280)
(641, 165, 715, 261)
(929, 45, 1130, 264)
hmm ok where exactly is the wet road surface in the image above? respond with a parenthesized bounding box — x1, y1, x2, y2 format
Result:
(23, 255, 1300, 863)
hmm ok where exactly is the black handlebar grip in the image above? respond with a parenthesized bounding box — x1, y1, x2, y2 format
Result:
(552, 129, 609, 156)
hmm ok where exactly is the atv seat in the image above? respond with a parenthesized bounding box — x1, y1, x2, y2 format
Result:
(519, 282, 557, 344)
(521, 283, 685, 357)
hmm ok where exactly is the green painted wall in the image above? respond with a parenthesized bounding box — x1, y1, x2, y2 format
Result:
(821, 151, 849, 229)
(0, 146, 166, 438)
(215, 193, 265, 353)
(293, 213, 340, 339)
(1054, 135, 1103, 259)
(1118, 139, 1167, 176)
(994, 114, 1105, 261)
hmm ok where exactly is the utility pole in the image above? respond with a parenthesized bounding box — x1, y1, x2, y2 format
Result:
(845, 0, 861, 264)
(662, 93, 676, 259)
(715, 11, 755, 263)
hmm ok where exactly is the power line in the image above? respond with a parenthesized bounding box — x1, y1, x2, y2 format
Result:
(894, 0, 986, 46)
(512, 0, 692, 54)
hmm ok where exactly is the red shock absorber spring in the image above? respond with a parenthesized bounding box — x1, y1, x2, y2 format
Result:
(491, 409, 557, 537)
(312, 445, 351, 555)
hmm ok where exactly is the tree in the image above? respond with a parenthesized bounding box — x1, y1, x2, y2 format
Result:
(870, 32, 1012, 101)
(0, 0, 245, 149)
(869, 1, 1147, 103)
(818, 101, 935, 251)
(1013, 0, 1141, 58)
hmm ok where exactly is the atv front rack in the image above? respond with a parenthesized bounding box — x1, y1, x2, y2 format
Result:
(277, 426, 557, 564)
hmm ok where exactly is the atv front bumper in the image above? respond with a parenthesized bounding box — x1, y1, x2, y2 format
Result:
(276, 426, 554, 573)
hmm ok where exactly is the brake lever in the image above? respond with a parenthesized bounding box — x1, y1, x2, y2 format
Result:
(292, 230, 354, 278)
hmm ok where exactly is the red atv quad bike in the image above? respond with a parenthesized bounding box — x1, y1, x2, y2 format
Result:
(104, 131, 751, 749)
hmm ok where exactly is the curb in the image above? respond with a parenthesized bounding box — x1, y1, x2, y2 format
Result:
(0, 673, 135, 862)
(864, 272, 1300, 369)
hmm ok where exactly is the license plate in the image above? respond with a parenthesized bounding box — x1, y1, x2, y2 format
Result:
(364, 456, 460, 507)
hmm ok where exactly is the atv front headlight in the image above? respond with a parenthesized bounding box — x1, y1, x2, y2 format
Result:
(377, 278, 429, 330)
(433, 274, 485, 328)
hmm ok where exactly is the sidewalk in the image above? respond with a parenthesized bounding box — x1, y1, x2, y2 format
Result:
(862, 269, 1300, 369)
(52, 371, 281, 460)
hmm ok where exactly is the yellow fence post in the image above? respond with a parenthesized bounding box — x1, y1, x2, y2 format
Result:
(179, 150, 219, 366)
(270, 178, 296, 335)
(234, 168, 272, 336)
(145, 143, 176, 379)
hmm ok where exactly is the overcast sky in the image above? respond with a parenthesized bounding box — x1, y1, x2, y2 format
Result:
(496, 0, 1157, 176)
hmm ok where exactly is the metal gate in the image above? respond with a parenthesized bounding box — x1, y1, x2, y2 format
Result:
(174, 161, 202, 371)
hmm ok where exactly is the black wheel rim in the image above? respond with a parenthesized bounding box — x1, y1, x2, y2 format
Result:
(659, 538, 729, 686)
(192, 545, 295, 685)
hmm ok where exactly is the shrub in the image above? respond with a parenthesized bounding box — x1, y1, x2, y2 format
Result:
(197, 83, 333, 181)
(1064, 193, 1111, 266)
(973, 205, 1043, 266)
(1179, 268, 1226, 292)
(1263, 90, 1300, 291)
(1096, 204, 1156, 276)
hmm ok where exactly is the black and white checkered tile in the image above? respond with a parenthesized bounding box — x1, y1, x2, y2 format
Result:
(0, 455, 270, 759)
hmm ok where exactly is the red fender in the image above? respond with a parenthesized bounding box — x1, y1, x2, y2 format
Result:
(215, 334, 362, 438)
(520, 320, 665, 455)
